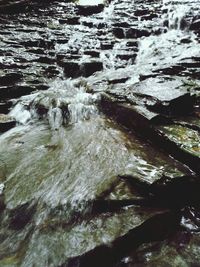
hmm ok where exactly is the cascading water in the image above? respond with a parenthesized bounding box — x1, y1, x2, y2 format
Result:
(0, 0, 200, 266)
(10, 79, 100, 129)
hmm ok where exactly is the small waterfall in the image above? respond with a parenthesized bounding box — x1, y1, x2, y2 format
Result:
(100, 41, 133, 70)
(9, 79, 101, 130)
(124, 0, 200, 85)
(9, 101, 32, 125)
(162, 0, 198, 30)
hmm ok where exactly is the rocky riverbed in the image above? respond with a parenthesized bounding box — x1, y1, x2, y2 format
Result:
(0, 0, 200, 266)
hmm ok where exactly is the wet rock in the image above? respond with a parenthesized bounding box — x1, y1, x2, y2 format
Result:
(129, 77, 195, 115)
(113, 22, 131, 28)
(134, 9, 149, 17)
(100, 92, 199, 173)
(81, 60, 103, 77)
(148, 93, 195, 116)
(57, 53, 81, 62)
(190, 19, 200, 32)
(116, 52, 137, 62)
(157, 124, 200, 173)
(179, 61, 200, 68)
(34, 56, 55, 64)
(84, 50, 100, 58)
(62, 60, 103, 78)
(43, 66, 60, 78)
(26, 48, 45, 54)
(108, 77, 129, 85)
(180, 37, 192, 44)
(100, 94, 168, 132)
(9, 202, 37, 230)
(59, 17, 80, 25)
(112, 27, 150, 39)
(0, 101, 12, 114)
(0, 85, 37, 99)
(82, 21, 95, 28)
(153, 65, 186, 76)
(61, 61, 81, 78)
(113, 28, 125, 39)
(0, 0, 200, 265)
(101, 41, 115, 50)
(126, 41, 138, 48)
(20, 39, 55, 49)
(120, 174, 200, 209)
(141, 13, 158, 21)
(0, 72, 23, 86)
(0, 114, 16, 132)
(126, 28, 150, 38)
(0, 183, 5, 212)
(76, 4, 104, 16)
(0, 0, 29, 14)
(65, 211, 181, 267)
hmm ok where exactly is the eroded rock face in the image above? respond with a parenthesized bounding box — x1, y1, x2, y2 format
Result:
(1, 0, 200, 266)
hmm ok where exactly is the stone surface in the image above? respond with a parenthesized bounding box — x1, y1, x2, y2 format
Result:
(0, 0, 200, 266)
(0, 114, 16, 132)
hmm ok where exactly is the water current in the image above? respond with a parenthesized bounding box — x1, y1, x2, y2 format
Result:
(0, 0, 200, 266)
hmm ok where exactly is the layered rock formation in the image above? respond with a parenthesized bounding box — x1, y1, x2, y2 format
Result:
(0, 0, 200, 266)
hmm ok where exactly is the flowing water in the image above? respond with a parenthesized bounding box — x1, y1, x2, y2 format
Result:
(0, 0, 200, 266)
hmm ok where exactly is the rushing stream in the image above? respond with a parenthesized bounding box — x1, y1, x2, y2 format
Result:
(0, 0, 200, 266)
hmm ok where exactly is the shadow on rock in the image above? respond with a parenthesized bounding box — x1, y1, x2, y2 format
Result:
(62, 211, 181, 267)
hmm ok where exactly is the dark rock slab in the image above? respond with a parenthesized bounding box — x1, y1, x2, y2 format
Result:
(0, 101, 12, 114)
(112, 27, 125, 39)
(153, 65, 186, 76)
(116, 52, 137, 62)
(8, 202, 37, 230)
(100, 93, 200, 173)
(127, 77, 195, 115)
(101, 41, 115, 50)
(0, 114, 16, 132)
(0, 85, 38, 100)
(126, 28, 150, 38)
(157, 124, 200, 170)
(0, 0, 30, 14)
(61, 60, 103, 78)
(76, 4, 104, 16)
(190, 19, 200, 32)
(64, 211, 181, 267)
(60, 61, 81, 78)
(113, 27, 150, 39)
(179, 61, 200, 68)
(59, 17, 80, 25)
(0, 72, 23, 86)
(84, 50, 100, 58)
(126, 40, 138, 47)
(33, 56, 55, 64)
(81, 61, 103, 77)
(100, 94, 169, 131)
